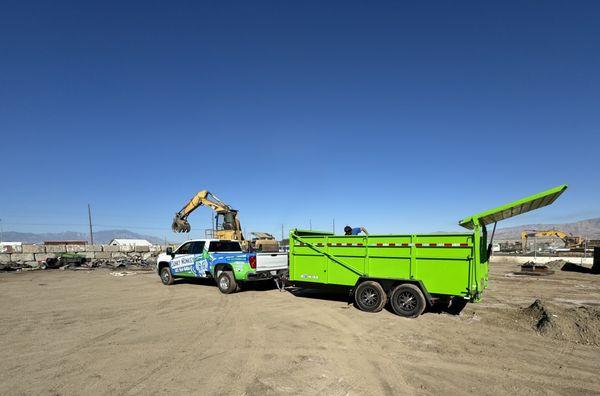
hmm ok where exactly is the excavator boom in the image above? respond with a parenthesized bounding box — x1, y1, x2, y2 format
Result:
(171, 188, 279, 252)
(172, 190, 232, 233)
(521, 229, 586, 251)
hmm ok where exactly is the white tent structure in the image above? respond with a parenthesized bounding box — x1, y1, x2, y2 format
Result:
(109, 239, 152, 247)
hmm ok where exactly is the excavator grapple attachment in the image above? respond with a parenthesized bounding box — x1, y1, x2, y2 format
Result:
(172, 214, 191, 233)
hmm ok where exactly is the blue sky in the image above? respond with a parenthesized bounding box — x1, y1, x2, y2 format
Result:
(1, 1, 599, 242)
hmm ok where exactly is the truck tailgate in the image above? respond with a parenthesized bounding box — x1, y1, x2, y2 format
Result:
(256, 252, 288, 272)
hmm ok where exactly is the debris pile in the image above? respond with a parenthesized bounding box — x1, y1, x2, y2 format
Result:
(522, 299, 554, 333)
(543, 259, 598, 274)
(544, 259, 569, 270)
(0, 262, 33, 272)
(92, 255, 155, 271)
(521, 299, 600, 346)
(514, 262, 554, 276)
(1, 255, 156, 272)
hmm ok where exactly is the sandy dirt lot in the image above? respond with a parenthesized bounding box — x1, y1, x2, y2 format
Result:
(1, 260, 599, 396)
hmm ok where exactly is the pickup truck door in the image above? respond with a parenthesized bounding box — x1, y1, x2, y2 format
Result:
(190, 241, 209, 277)
(169, 241, 196, 276)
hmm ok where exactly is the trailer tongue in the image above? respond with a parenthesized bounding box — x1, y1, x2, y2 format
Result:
(289, 185, 568, 318)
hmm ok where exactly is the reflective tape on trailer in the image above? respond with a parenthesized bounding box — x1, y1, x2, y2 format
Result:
(294, 242, 470, 247)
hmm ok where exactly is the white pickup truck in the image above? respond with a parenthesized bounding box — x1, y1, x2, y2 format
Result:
(156, 239, 288, 293)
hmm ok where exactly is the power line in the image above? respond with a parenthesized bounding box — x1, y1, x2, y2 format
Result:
(1, 221, 172, 231)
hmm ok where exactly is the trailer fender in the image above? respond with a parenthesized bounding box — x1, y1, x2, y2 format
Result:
(353, 278, 434, 306)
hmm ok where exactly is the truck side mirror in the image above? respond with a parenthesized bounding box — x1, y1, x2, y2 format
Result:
(166, 247, 173, 256)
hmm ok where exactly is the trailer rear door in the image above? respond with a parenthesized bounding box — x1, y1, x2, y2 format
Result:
(459, 184, 567, 229)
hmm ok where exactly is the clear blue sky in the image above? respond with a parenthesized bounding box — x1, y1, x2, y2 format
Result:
(1, 1, 599, 242)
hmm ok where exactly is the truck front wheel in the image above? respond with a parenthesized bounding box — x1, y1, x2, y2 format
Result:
(390, 284, 426, 318)
(217, 271, 238, 294)
(354, 281, 386, 313)
(160, 267, 174, 285)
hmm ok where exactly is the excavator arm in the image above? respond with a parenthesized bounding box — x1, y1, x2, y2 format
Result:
(172, 190, 232, 233)
(521, 229, 585, 250)
(170, 189, 277, 251)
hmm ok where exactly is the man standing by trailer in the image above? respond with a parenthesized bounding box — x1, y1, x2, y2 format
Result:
(344, 225, 369, 235)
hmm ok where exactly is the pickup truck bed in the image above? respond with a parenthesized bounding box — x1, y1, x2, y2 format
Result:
(256, 252, 288, 272)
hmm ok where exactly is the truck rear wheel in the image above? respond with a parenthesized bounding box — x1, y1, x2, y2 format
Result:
(160, 266, 174, 285)
(217, 271, 238, 294)
(390, 284, 426, 318)
(355, 281, 386, 313)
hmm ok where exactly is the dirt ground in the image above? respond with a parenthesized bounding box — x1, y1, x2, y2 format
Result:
(1, 260, 599, 396)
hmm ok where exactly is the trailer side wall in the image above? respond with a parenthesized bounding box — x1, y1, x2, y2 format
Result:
(290, 232, 483, 298)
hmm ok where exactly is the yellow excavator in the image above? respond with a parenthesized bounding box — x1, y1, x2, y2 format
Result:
(521, 229, 586, 252)
(171, 190, 278, 252)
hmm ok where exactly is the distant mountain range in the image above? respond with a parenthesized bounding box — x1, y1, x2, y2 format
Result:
(1, 229, 164, 244)
(3, 218, 599, 244)
(494, 217, 600, 240)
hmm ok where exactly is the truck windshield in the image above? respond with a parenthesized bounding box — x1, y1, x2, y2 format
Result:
(209, 241, 242, 252)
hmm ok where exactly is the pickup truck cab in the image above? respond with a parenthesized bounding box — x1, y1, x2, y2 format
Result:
(157, 239, 288, 293)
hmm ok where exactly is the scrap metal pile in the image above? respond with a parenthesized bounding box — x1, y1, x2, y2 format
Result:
(0, 254, 156, 272)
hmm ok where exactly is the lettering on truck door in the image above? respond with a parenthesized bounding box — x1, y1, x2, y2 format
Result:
(170, 241, 196, 276)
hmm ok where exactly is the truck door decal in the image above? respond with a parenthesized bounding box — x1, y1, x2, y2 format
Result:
(170, 254, 195, 275)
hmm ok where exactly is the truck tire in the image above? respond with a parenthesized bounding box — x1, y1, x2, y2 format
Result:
(217, 271, 238, 294)
(390, 284, 426, 318)
(160, 266, 174, 285)
(354, 281, 387, 313)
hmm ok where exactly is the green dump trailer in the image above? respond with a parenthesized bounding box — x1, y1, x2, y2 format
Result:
(289, 185, 568, 318)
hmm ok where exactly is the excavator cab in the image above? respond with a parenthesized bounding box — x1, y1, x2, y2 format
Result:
(215, 211, 239, 232)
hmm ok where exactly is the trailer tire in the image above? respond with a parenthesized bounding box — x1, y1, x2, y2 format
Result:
(160, 266, 174, 286)
(217, 271, 238, 294)
(354, 281, 387, 313)
(390, 284, 426, 318)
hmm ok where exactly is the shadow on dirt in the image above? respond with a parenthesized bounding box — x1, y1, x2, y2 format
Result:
(286, 286, 352, 303)
(288, 286, 469, 316)
(173, 277, 215, 287)
(425, 297, 469, 316)
(173, 277, 279, 292)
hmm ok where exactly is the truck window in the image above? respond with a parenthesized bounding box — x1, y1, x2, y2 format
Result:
(189, 241, 205, 255)
(175, 242, 192, 255)
(209, 241, 242, 252)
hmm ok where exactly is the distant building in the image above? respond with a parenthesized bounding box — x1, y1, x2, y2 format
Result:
(1, 242, 22, 253)
(109, 239, 152, 247)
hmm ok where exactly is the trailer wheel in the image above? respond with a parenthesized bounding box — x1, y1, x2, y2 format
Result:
(217, 271, 238, 294)
(355, 281, 386, 313)
(160, 266, 174, 285)
(390, 284, 426, 318)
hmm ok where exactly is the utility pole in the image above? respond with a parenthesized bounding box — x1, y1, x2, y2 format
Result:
(0, 218, 3, 243)
(332, 218, 335, 234)
(88, 204, 94, 245)
(281, 224, 284, 241)
(309, 219, 312, 230)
